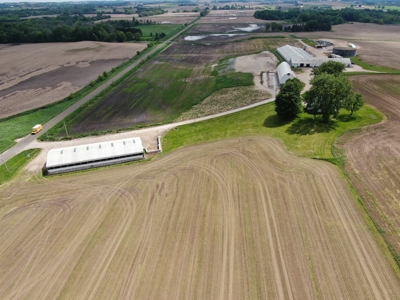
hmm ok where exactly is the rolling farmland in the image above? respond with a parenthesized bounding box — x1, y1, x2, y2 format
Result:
(67, 37, 295, 135)
(1, 136, 399, 299)
(338, 74, 400, 261)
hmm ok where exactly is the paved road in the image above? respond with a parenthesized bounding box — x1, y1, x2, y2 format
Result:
(0, 24, 193, 164)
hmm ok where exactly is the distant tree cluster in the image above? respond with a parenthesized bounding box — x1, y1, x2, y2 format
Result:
(200, 8, 210, 17)
(0, 15, 154, 43)
(135, 6, 167, 17)
(255, 7, 400, 27)
(212, 5, 251, 10)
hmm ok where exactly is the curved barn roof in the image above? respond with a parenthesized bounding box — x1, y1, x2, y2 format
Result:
(277, 62, 295, 84)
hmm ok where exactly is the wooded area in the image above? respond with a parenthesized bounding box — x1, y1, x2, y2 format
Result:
(254, 7, 400, 30)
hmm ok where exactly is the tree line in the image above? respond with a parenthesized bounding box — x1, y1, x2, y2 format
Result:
(275, 61, 364, 123)
(265, 21, 331, 32)
(0, 16, 161, 43)
(254, 7, 400, 27)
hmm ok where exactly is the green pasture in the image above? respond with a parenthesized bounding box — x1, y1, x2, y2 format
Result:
(384, 6, 400, 11)
(0, 149, 40, 185)
(0, 100, 75, 153)
(302, 38, 316, 47)
(349, 55, 400, 74)
(136, 24, 182, 37)
(67, 60, 253, 135)
(163, 103, 383, 159)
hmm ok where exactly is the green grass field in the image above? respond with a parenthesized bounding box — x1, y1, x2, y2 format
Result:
(0, 149, 40, 185)
(63, 54, 253, 137)
(163, 102, 383, 159)
(136, 24, 182, 37)
(349, 55, 400, 74)
(0, 100, 75, 153)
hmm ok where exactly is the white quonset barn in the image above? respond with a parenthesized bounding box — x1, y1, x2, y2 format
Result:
(277, 45, 351, 68)
(276, 62, 296, 85)
(46, 137, 144, 175)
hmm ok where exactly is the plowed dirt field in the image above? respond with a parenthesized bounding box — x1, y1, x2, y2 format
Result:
(1, 136, 399, 299)
(338, 74, 400, 259)
(0, 42, 146, 118)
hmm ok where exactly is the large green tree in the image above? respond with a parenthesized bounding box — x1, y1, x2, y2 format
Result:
(275, 78, 304, 119)
(312, 61, 346, 77)
(343, 93, 364, 116)
(304, 73, 354, 122)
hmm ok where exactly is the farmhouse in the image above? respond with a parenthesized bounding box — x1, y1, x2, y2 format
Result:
(277, 45, 351, 68)
(46, 137, 144, 175)
(276, 61, 296, 85)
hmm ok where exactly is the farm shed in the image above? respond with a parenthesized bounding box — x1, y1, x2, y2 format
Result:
(276, 62, 296, 85)
(277, 45, 351, 68)
(46, 137, 144, 175)
(290, 57, 352, 68)
(332, 47, 357, 57)
(277, 45, 314, 63)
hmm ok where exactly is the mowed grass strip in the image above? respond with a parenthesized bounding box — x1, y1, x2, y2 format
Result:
(0, 100, 75, 153)
(67, 61, 253, 135)
(0, 149, 40, 185)
(350, 55, 400, 74)
(136, 24, 182, 37)
(163, 102, 383, 158)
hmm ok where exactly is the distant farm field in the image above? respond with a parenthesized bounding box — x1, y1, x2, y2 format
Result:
(0, 42, 146, 119)
(66, 37, 296, 135)
(1, 136, 399, 299)
(135, 24, 182, 37)
(197, 9, 265, 24)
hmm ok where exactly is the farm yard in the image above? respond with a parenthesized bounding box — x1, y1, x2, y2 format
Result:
(337, 75, 400, 262)
(1, 136, 400, 299)
(65, 37, 295, 136)
(0, 42, 146, 119)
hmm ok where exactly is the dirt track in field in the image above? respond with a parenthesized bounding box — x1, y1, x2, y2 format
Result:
(0, 42, 146, 118)
(1, 136, 399, 299)
(338, 74, 400, 257)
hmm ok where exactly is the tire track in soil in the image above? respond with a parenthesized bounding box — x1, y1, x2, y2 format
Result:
(1, 136, 400, 299)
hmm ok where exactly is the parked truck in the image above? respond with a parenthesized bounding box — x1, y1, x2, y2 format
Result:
(31, 124, 43, 134)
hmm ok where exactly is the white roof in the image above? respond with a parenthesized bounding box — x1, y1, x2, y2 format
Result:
(46, 137, 144, 168)
(277, 61, 295, 81)
(33, 124, 41, 129)
(290, 58, 351, 65)
(277, 45, 313, 62)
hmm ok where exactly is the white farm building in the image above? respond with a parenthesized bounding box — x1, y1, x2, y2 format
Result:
(277, 62, 296, 85)
(277, 45, 351, 68)
(46, 137, 144, 175)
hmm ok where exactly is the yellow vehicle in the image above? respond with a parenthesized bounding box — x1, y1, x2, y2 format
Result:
(31, 124, 43, 134)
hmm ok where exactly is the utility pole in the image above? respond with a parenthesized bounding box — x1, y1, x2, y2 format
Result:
(63, 122, 69, 136)
(0, 154, 9, 172)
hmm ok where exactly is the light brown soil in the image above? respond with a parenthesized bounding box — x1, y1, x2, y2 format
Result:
(294, 22, 400, 41)
(0, 41, 147, 118)
(136, 13, 199, 24)
(354, 41, 400, 70)
(337, 74, 400, 258)
(1, 136, 399, 299)
(198, 10, 266, 24)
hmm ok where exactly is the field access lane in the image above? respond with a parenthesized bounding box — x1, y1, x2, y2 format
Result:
(0, 23, 195, 164)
